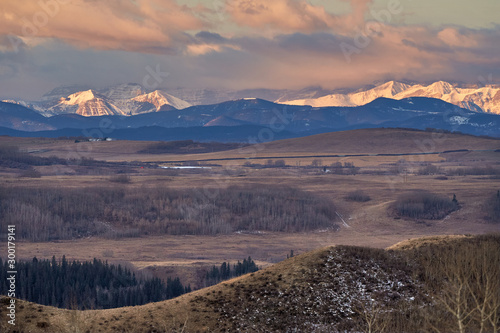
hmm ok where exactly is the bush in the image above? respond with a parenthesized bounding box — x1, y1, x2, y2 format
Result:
(264, 160, 287, 168)
(345, 190, 371, 202)
(446, 166, 500, 176)
(109, 174, 131, 183)
(417, 164, 442, 175)
(394, 191, 459, 220)
(484, 190, 500, 223)
(18, 168, 42, 178)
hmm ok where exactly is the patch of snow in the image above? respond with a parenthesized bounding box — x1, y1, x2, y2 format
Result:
(449, 116, 469, 125)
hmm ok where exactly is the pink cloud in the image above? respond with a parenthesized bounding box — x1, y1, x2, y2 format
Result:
(438, 28, 479, 48)
(225, 0, 373, 34)
(194, 22, 500, 91)
(0, 0, 205, 52)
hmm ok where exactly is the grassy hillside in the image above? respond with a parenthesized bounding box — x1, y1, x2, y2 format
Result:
(2, 234, 499, 332)
(3, 128, 499, 164)
(257, 128, 500, 155)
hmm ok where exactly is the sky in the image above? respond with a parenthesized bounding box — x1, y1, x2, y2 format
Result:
(1, 0, 499, 100)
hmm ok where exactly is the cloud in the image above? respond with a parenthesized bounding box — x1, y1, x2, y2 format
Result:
(0, 35, 27, 53)
(185, 24, 500, 90)
(225, 0, 373, 34)
(1, 0, 499, 100)
(438, 28, 479, 48)
(0, 0, 206, 53)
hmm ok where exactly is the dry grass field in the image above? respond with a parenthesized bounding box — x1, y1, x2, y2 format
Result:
(0, 128, 499, 331)
(2, 234, 499, 332)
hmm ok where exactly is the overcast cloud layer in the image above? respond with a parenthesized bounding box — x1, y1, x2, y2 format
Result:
(0, 0, 499, 99)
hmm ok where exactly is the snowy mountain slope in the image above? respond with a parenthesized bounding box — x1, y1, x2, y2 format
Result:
(1, 97, 499, 138)
(132, 90, 192, 111)
(279, 81, 500, 114)
(40, 84, 93, 102)
(278, 81, 412, 107)
(48, 90, 127, 116)
(99, 83, 148, 115)
(17, 83, 192, 117)
(0, 101, 56, 131)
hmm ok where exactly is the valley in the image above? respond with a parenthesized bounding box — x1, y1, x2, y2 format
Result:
(1, 129, 499, 286)
(0, 128, 499, 332)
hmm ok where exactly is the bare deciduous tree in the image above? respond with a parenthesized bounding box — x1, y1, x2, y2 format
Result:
(433, 238, 500, 333)
(354, 298, 388, 333)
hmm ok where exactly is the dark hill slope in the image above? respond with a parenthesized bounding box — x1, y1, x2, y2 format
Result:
(1, 234, 499, 333)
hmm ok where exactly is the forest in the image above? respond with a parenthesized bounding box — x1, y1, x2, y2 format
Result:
(0, 256, 190, 310)
(0, 185, 338, 241)
(0, 256, 260, 310)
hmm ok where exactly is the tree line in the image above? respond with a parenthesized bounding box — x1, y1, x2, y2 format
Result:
(394, 190, 459, 220)
(0, 256, 190, 310)
(204, 257, 259, 287)
(0, 184, 338, 241)
(0, 144, 143, 173)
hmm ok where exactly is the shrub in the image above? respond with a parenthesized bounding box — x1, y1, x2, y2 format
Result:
(345, 190, 371, 202)
(484, 190, 500, 223)
(109, 174, 131, 183)
(274, 159, 286, 167)
(264, 160, 287, 168)
(394, 191, 459, 220)
(446, 166, 500, 176)
(417, 164, 442, 175)
(311, 159, 322, 167)
(18, 168, 42, 178)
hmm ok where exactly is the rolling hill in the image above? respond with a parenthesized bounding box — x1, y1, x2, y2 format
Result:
(2, 234, 498, 333)
(256, 127, 500, 155)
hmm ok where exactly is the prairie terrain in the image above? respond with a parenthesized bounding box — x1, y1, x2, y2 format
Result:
(1, 234, 499, 332)
(1, 129, 499, 287)
(0, 128, 499, 329)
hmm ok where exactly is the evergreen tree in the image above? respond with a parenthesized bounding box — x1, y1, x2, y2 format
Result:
(0, 257, 190, 310)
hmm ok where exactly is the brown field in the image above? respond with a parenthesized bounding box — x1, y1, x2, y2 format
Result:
(1, 128, 500, 287)
(2, 234, 499, 333)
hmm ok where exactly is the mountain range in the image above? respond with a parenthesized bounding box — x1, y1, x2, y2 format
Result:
(1, 95, 499, 141)
(278, 81, 500, 114)
(3, 83, 192, 117)
(3, 81, 499, 118)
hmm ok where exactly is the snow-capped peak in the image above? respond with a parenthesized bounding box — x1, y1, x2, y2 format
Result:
(62, 89, 101, 105)
(427, 81, 455, 95)
(278, 81, 500, 114)
(132, 90, 192, 110)
(373, 81, 412, 96)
